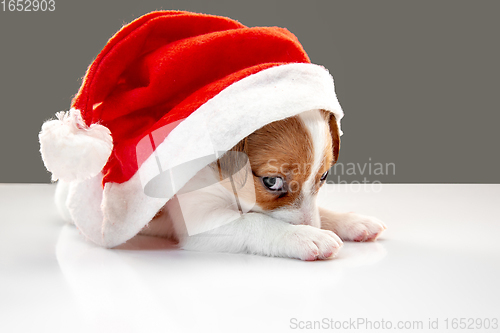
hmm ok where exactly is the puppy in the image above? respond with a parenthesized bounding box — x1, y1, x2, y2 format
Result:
(141, 109, 386, 260)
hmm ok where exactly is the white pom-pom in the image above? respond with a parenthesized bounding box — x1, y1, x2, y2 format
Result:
(39, 108, 113, 182)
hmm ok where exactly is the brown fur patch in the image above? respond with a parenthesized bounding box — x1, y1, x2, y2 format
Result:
(323, 110, 340, 164)
(309, 110, 341, 194)
(313, 128, 334, 194)
(240, 116, 314, 210)
(217, 111, 340, 212)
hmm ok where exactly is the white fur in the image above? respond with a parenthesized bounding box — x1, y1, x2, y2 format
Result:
(319, 208, 387, 242)
(39, 108, 112, 182)
(142, 175, 344, 260)
(299, 109, 329, 186)
(54, 179, 72, 223)
(264, 196, 320, 228)
(181, 213, 343, 261)
(175, 166, 250, 236)
(300, 109, 329, 227)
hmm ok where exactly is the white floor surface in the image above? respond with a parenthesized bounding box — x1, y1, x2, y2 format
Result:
(1, 184, 499, 332)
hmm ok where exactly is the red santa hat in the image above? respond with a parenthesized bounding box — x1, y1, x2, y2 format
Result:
(39, 11, 344, 247)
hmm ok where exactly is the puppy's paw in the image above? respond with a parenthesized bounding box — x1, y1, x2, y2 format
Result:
(280, 226, 343, 261)
(334, 213, 386, 242)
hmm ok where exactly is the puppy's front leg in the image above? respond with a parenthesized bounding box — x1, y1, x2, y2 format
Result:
(319, 207, 386, 242)
(181, 212, 343, 261)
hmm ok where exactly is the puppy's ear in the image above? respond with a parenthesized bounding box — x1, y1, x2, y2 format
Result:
(214, 138, 249, 181)
(325, 111, 341, 164)
(229, 138, 247, 154)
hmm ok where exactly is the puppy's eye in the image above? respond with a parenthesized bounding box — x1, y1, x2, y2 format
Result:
(320, 171, 329, 182)
(262, 177, 284, 191)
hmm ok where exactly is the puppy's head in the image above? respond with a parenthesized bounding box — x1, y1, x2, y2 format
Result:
(227, 109, 340, 227)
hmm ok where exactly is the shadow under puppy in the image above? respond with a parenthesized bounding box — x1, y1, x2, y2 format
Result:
(142, 109, 386, 261)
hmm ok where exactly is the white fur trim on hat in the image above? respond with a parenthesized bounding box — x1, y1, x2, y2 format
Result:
(39, 108, 113, 182)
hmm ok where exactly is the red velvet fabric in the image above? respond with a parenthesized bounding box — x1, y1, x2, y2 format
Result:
(71, 11, 310, 185)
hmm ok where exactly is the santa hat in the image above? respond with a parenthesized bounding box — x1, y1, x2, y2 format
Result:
(39, 11, 344, 248)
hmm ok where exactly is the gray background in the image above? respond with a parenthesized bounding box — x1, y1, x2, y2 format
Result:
(0, 0, 498, 183)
